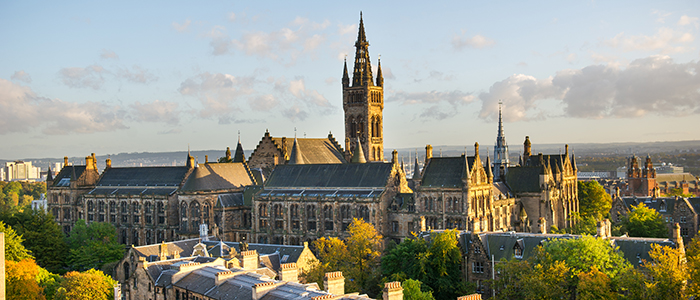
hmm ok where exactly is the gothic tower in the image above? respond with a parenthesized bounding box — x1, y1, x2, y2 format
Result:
(493, 101, 509, 181)
(343, 12, 384, 162)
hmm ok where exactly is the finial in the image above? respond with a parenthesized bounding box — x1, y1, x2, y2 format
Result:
(378, 54, 381, 61)
(294, 127, 297, 138)
(238, 130, 240, 142)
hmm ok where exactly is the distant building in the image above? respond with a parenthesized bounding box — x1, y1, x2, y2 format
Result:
(610, 195, 700, 244)
(31, 193, 48, 213)
(624, 155, 700, 197)
(4, 161, 41, 181)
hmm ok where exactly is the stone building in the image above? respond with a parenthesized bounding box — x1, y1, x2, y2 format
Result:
(248, 130, 346, 177)
(342, 13, 384, 162)
(505, 137, 579, 232)
(610, 195, 700, 243)
(623, 154, 700, 197)
(46, 155, 100, 234)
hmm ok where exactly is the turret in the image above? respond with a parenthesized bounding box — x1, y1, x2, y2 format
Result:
(351, 137, 367, 163)
(523, 136, 531, 164)
(342, 58, 350, 88)
(288, 137, 305, 165)
(376, 56, 384, 87)
(233, 139, 246, 163)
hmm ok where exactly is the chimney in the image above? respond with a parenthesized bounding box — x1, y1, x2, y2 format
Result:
(159, 241, 168, 261)
(215, 270, 237, 285)
(85, 156, 94, 170)
(596, 220, 607, 239)
(205, 155, 208, 163)
(64, 156, 68, 166)
(383, 281, 403, 300)
(538, 217, 547, 234)
(105, 158, 112, 169)
(425, 145, 433, 163)
(279, 263, 298, 282)
(420, 216, 426, 232)
(323, 271, 345, 295)
(138, 256, 149, 269)
(392, 149, 398, 165)
(252, 281, 279, 300)
(472, 217, 481, 234)
(672, 223, 685, 252)
(172, 251, 180, 259)
(91, 153, 97, 169)
(241, 250, 259, 270)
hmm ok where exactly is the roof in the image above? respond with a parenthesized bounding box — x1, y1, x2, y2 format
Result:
(610, 236, 676, 268)
(203, 241, 309, 269)
(51, 165, 86, 187)
(272, 137, 346, 164)
(618, 197, 677, 215)
(264, 163, 394, 189)
(132, 238, 204, 259)
(181, 163, 255, 192)
(216, 193, 245, 208)
(421, 156, 475, 188)
(505, 167, 542, 193)
(97, 166, 190, 187)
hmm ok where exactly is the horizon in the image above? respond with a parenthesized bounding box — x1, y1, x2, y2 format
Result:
(2, 1, 699, 159)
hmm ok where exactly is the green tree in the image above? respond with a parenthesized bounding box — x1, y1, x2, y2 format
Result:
(0, 221, 33, 261)
(578, 180, 612, 219)
(382, 236, 428, 281)
(421, 229, 469, 300)
(346, 218, 382, 295)
(642, 244, 687, 300)
(577, 266, 616, 300)
(304, 236, 349, 288)
(2, 208, 68, 273)
(523, 260, 571, 300)
(66, 220, 124, 271)
(617, 267, 650, 300)
(621, 203, 668, 238)
(665, 188, 694, 198)
(55, 269, 117, 300)
(490, 258, 531, 300)
(535, 235, 630, 279)
(686, 233, 700, 298)
(401, 279, 435, 300)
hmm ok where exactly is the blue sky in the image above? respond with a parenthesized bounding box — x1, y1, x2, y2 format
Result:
(1, 1, 699, 159)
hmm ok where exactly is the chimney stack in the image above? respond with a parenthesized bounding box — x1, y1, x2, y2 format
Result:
(383, 281, 404, 300)
(324, 271, 345, 295)
(538, 217, 547, 234)
(425, 145, 433, 163)
(279, 263, 298, 282)
(105, 158, 112, 169)
(241, 250, 259, 270)
(252, 281, 279, 300)
(673, 223, 685, 252)
(64, 156, 68, 166)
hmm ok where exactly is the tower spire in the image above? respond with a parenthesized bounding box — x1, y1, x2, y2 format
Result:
(493, 100, 509, 182)
(352, 12, 374, 87)
(376, 55, 384, 87)
(342, 56, 349, 87)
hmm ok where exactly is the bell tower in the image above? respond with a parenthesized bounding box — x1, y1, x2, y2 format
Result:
(343, 12, 384, 162)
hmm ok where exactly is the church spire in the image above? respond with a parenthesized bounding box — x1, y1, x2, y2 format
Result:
(342, 56, 350, 87)
(494, 101, 509, 182)
(351, 136, 367, 163)
(376, 55, 384, 87)
(352, 12, 374, 87)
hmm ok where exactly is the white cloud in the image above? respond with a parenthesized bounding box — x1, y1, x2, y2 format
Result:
(172, 19, 191, 32)
(228, 12, 236, 22)
(452, 32, 495, 50)
(288, 78, 332, 107)
(10, 71, 31, 83)
(116, 66, 158, 84)
(338, 23, 356, 36)
(178, 72, 256, 123)
(129, 100, 180, 125)
(101, 49, 119, 60)
(282, 105, 308, 121)
(58, 64, 108, 90)
(248, 94, 278, 111)
(605, 28, 695, 54)
(652, 10, 672, 23)
(389, 90, 476, 119)
(0, 79, 128, 135)
(205, 25, 233, 56)
(678, 15, 700, 28)
(478, 55, 700, 121)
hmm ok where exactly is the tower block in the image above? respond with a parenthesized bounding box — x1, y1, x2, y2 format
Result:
(343, 12, 384, 162)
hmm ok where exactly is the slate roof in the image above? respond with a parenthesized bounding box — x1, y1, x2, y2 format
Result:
(216, 193, 245, 208)
(610, 236, 676, 268)
(657, 173, 699, 189)
(181, 163, 255, 192)
(272, 137, 346, 164)
(264, 163, 393, 189)
(51, 165, 86, 187)
(97, 166, 190, 187)
(481, 232, 572, 261)
(132, 238, 205, 259)
(505, 167, 542, 193)
(421, 156, 475, 188)
(618, 197, 677, 215)
(202, 241, 309, 269)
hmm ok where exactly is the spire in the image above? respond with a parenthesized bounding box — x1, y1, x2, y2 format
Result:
(352, 12, 374, 87)
(233, 139, 245, 163)
(376, 55, 384, 87)
(571, 150, 577, 172)
(288, 136, 305, 165)
(486, 153, 494, 182)
(351, 136, 367, 163)
(46, 165, 54, 182)
(413, 157, 421, 180)
(494, 101, 509, 181)
(462, 154, 471, 180)
(187, 145, 195, 169)
(342, 56, 350, 87)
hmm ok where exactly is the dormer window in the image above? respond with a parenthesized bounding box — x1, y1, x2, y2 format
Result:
(659, 201, 666, 212)
(514, 239, 524, 259)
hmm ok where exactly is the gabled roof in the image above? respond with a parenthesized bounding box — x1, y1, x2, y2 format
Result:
(97, 166, 190, 187)
(51, 165, 86, 187)
(421, 156, 476, 188)
(610, 236, 675, 268)
(505, 167, 542, 193)
(132, 238, 204, 258)
(618, 197, 677, 215)
(215, 193, 245, 208)
(202, 241, 311, 268)
(264, 163, 393, 189)
(271, 137, 346, 164)
(181, 163, 255, 192)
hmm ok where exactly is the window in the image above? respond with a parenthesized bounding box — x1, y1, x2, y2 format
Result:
(681, 216, 687, 224)
(682, 227, 689, 237)
(474, 246, 481, 254)
(472, 262, 484, 273)
(392, 221, 399, 232)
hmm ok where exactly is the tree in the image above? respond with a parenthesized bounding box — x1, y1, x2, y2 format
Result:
(55, 269, 117, 300)
(66, 220, 124, 271)
(304, 236, 349, 288)
(642, 244, 687, 300)
(578, 180, 612, 219)
(621, 203, 668, 238)
(490, 258, 531, 300)
(0, 221, 33, 261)
(6, 258, 46, 300)
(3, 208, 68, 273)
(534, 235, 630, 279)
(665, 188, 694, 198)
(401, 279, 435, 300)
(577, 266, 616, 300)
(686, 233, 700, 298)
(382, 236, 428, 281)
(346, 218, 382, 295)
(421, 229, 469, 300)
(523, 260, 571, 300)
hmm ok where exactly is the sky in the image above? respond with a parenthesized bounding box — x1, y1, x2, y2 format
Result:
(1, 1, 699, 160)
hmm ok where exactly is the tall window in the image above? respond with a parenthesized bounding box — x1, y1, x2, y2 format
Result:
(307, 205, 316, 231)
(180, 202, 188, 232)
(324, 205, 334, 231)
(190, 202, 200, 232)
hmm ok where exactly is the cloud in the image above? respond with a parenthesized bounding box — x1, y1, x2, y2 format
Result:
(0, 79, 128, 135)
(678, 15, 700, 28)
(478, 55, 700, 121)
(652, 10, 672, 23)
(338, 23, 356, 36)
(101, 49, 119, 60)
(178, 72, 256, 122)
(58, 64, 108, 90)
(172, 19, 191, 32)
(129, 100, 180, 125)
(206, 25, 233, 55)
(605, 28, 695, 54)
(116, 66, 158, 84)
(389, 90, 475, 106)
(228, 12, 236, 22)
(11, 71, 32, 83)
(288, 78, 332, 107)
(452, 32, 495, 50)
(282, 105, 308, 121)
(248, 94, 278, 111)
(413, 70, 452, 83)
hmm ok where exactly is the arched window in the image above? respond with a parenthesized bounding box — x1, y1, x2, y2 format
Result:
(190, 202, 201, 232)
(307, 204, 317, 231)
(203, 202, 211, 228)
(180, 202, 188, 232)
(359, 206, 370, 222)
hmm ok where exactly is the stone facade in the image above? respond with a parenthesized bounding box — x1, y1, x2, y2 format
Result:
(611, 195, 700, 243)
(46, 155, 100, 234)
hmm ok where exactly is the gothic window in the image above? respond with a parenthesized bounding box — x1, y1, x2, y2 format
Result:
(52, 208, 60, 221)
(146, 230, 153, 245)
(341, 205, 352, 231)
(157, 230, 164, 243)
(203, 202, 211, 228)
(133, 229, 139, 246)
(63, 195, 70, 204)
(190, 202, 201, 232)
(392, 221, 399, 232)
(472, 262, 484, 273)
(291, 204, 300, 230)
(132, 202, 140, 224)
(259, 204, 269, 217)
(87, 200, 94, 222)
(180, 202, 188, 232)
(359, 205, 370, 222)
(324, 205, 334, 231)
(145, 202, 153, 225)
(307, 204, 317, 231)
(97, 200, 105, 222)
(274, 204, 284, 229)
(63, 207, 71, 221)
(660, 202, 667, 212)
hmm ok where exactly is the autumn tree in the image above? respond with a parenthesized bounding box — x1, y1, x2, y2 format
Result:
(55, 269, 117, 300)
(490, 258, 531, 300)
(304, 236, 349, 288)
(2, 208, 68, 273)
(620, 203, 668, 238)
(577, 266, 616, 300)
(6, 258, 46, 300)
(535, 235, 630, 279)
(687, 234, 700, 298)
(66, 220, 124, 271)
(642, 244, 687, 300)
